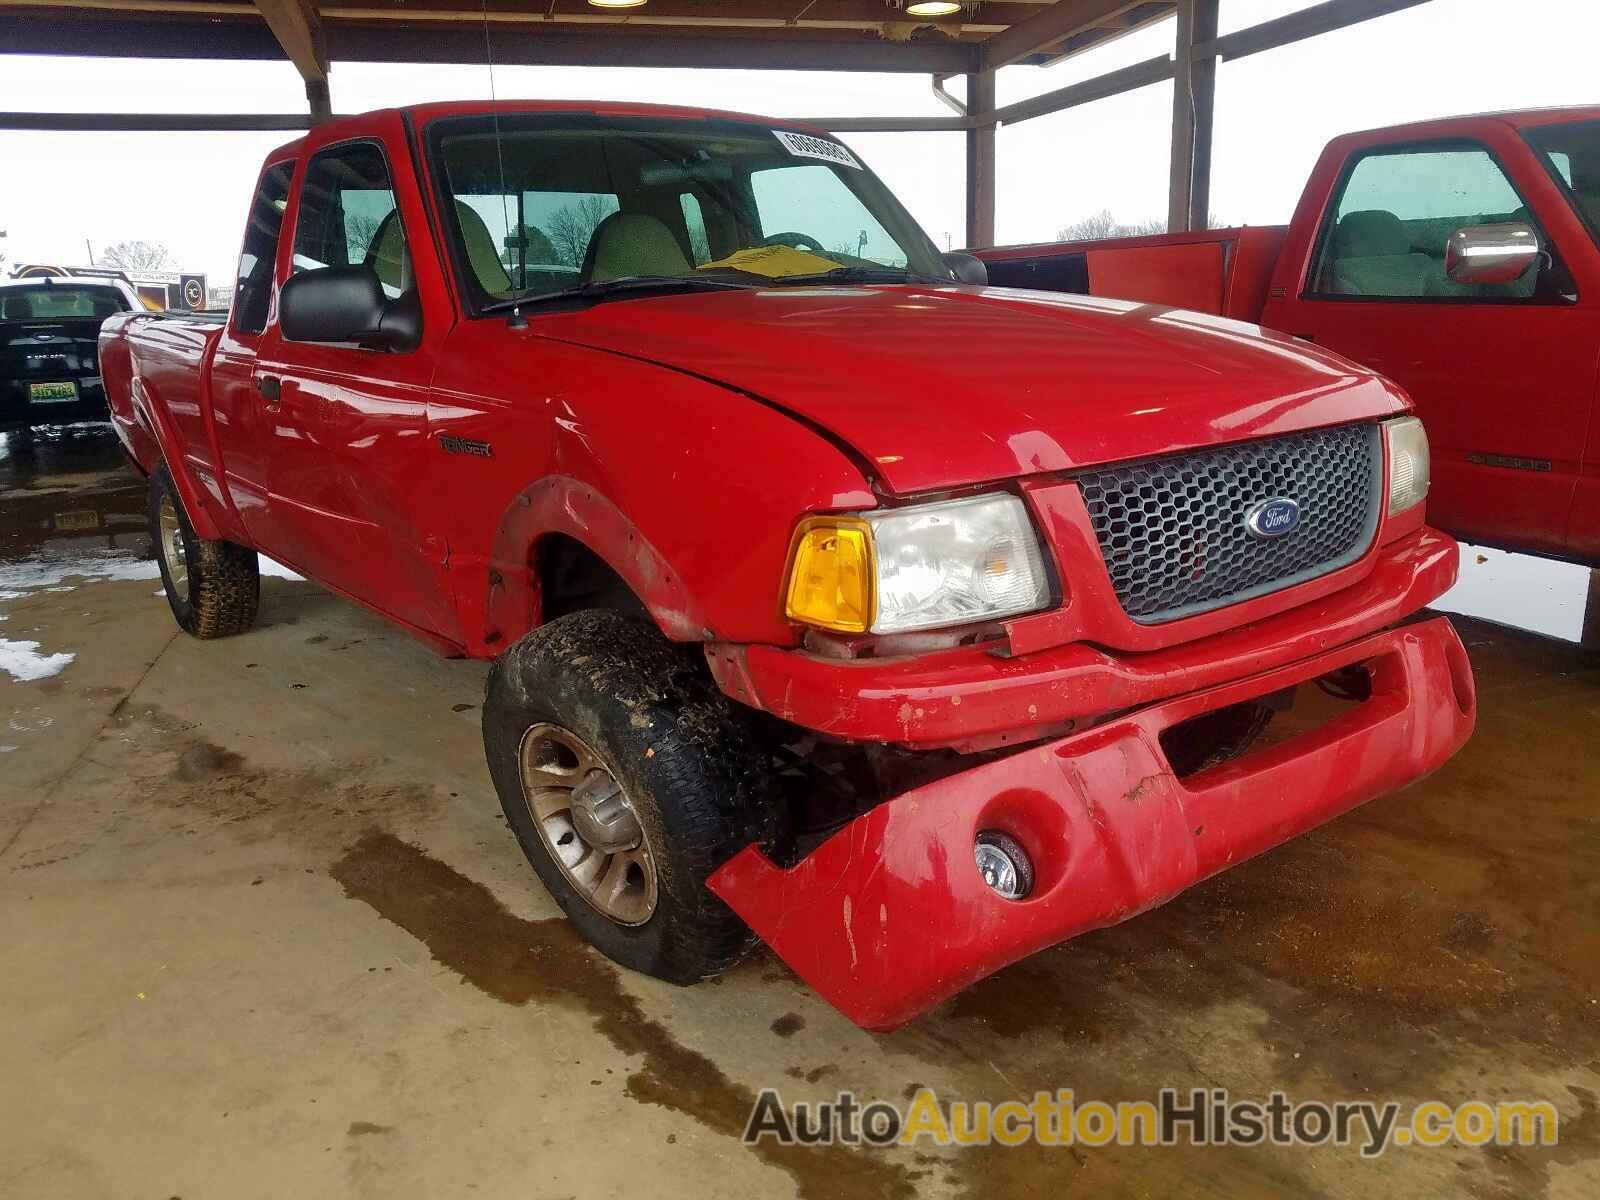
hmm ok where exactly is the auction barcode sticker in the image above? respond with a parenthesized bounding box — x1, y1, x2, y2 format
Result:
(773, 130, 862, 171)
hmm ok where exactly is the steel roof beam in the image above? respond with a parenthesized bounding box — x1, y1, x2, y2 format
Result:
(981, 0, 1150, 71)
(0, 13, 980, 72)
(253, 0, 327, 80)
(253, 0, 332, 120)
(0, 111, 315, 130)
(1193, 0, 1432, 62)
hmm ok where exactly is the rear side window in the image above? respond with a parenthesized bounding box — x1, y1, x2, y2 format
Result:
(233, 161, 292, 335)
(292, 140, 414, 298)
(1309, 143, 1549, 301)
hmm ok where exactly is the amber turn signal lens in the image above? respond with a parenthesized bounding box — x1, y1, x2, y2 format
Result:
(783, 518, 874, 634)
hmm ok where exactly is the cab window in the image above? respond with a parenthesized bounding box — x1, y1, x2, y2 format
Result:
(292, 140, 414, 299)
(1310, 142, 1555, 301)
(233, 161, 292, 334)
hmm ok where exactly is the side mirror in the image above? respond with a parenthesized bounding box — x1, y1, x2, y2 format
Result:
(279, 265, 419, 350)
(943, 251, 988, 286)
(1444, 222, 1541, 286)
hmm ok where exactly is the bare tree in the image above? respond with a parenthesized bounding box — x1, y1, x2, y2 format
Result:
(1055, 210, 1229, 241)
(342, 213, 386, 261)
(101, 240, 173, 272)
(1055, 210, 1168, 241)
(546, 196, 614, 268)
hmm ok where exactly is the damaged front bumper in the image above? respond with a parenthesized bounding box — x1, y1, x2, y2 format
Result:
(708, 615, 1475, 1030)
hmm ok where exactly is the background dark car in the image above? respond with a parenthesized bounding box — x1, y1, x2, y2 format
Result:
(1, 279, 138, 428)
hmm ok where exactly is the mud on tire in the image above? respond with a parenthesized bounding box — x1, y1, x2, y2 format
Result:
(148, 466, 261, 639)
(483, 609, 782, 984)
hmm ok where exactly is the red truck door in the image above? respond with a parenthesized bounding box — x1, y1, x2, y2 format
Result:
(254, 119, 462, 641)
(212, 158, 295, 551)
(1264, 123, 1600, 559)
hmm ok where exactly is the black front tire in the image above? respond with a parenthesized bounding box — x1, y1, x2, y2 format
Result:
(148, 466, 261, 639)
(483, 610, 782, 984)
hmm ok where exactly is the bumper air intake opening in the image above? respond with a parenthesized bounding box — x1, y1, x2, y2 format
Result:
(1159, 664, 1382, 783)
(1158, 689, 1292, 780)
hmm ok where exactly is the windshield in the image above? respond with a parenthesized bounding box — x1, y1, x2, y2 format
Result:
(1524, 118, 1600, 247)
(425, 113, 948, 309)
(0, 284, 125, 320)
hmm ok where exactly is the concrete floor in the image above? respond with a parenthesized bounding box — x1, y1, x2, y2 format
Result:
(2, 423, 1597, 1199)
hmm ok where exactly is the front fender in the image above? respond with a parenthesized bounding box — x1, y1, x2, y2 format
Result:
(487, 476, 711, 643)
(429, 324, 876, 656)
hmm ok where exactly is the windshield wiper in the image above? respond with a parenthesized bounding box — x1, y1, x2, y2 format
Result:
(480, 274, 751, 317)
(758, 265, 950, 287)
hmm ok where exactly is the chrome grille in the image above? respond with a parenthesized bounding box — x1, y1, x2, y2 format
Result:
(1077, 423, 1382, 623)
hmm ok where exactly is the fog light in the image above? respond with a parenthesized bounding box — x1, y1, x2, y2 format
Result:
(974, 831, 1033, 900)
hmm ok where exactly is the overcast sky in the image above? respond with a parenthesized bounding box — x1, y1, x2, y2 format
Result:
(2, 0, 1598, 285)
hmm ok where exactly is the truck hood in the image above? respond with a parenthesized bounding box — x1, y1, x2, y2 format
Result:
(543, 285, 1406, 494)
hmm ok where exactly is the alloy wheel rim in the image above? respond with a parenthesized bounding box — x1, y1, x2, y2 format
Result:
(158, 495, 189, 598)
(517, 723, 658, 926)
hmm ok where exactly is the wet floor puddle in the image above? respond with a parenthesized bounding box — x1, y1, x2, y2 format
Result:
(0, 425, 148, 563)
(329, 830, 919, 1199)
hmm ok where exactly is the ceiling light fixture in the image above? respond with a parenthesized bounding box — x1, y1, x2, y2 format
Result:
(906, 1, 963, 16)
(587, 0, 649, 9)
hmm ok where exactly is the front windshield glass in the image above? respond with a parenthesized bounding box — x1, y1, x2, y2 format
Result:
(426, 113, 948, 308)
(1524, 119, 1600, 247)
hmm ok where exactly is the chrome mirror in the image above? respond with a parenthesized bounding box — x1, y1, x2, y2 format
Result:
(1444, 222, 1540, 285)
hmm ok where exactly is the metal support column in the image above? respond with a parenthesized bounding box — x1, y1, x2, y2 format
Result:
(966, 70, 996, 249)
(255, 0, 332, 124)
(1168, 0, 1219, 233)
(305, 78, 331, 124)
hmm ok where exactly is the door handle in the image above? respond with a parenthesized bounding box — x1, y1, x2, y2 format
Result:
(257, 375, 282, 402)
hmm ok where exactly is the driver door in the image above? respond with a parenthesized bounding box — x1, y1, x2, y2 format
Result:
(255, 120, 458, 638)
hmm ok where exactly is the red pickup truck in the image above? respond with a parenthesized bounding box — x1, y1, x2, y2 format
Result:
(100, 101, 1475, 1030)
(977, 107, 1600, 567)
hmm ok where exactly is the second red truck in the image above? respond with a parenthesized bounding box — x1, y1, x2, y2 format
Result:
(978, 106, 1600, 567)
(100, 101, 1474, 1029)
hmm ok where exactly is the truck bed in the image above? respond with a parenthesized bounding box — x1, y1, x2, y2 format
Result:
(975, 225, 1288, 322)
(99, 310, 230, 520)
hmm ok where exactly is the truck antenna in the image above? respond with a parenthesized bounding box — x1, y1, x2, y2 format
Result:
(480, 0, 522, 328)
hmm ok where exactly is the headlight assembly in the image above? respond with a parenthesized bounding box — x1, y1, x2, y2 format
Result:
(1383, 416, 1431, 514)
(784, 493, 1051, 635)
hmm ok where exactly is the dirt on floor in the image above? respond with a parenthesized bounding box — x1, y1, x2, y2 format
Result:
(2, 424, 1597, 1199)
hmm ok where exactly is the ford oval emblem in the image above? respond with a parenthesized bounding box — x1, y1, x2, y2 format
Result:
(1245, 497, 1301, 539)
